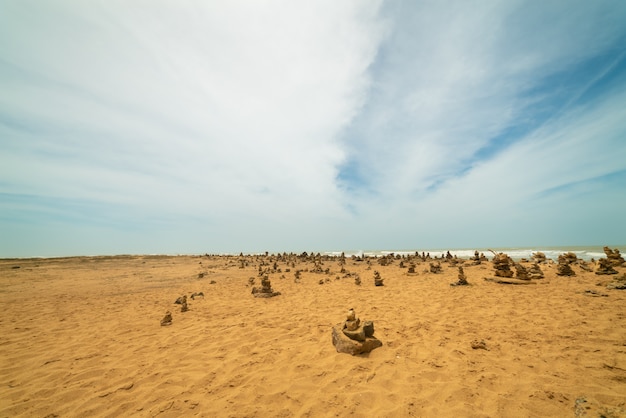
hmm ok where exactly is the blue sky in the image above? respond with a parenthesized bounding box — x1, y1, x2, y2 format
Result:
(1, 0, 625, 257)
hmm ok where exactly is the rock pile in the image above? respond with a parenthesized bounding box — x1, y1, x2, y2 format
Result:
(450, 266, 469, 286)
(595, 258, 618, 275)
(373, 271, 384, 286)
(556, 254, 576, 276)
(514, 263, 530, 281)
(492, 253, 513, 278)
(429, 262, 442, 274)
(331, 308, 383, 355)
(180, 295, 189, 312)
(560, 252, 578, 265)
(252, 276, 281, 298)
(527, 263, 544, 279)
(160, 311, 173, 326)
(470, 251, 487, 265)
(604, 247, 625, 267)
(407, 263, 417, 274)
(606, 273, 626, 290)
(532, 252, 547, 264)
(578, 261, 593, 272)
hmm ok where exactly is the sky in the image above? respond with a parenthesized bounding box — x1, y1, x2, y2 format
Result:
(1, 0, 626, 257)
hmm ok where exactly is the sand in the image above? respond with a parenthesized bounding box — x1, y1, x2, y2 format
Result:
(1, 254, 625, 417)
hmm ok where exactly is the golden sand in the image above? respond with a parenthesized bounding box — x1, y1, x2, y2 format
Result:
(1, 254, 625, 417)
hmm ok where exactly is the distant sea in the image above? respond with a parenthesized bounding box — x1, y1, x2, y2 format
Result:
(323, 246, 625, 262)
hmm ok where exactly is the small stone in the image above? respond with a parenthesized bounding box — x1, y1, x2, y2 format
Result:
(160, 311, 173, 326)
(471, 339, 487, 350)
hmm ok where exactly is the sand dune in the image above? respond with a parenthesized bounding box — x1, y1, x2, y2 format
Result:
(1, 254, 625, 417)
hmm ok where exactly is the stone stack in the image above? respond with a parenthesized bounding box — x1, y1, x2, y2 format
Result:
(252, 276, 281, 298)
(180, 295, 189, 312)
(373, 271, 384, 286)
(556, 254, 576, 276)
(595, 258, 618, 275)
(429, 262, 442, 274)
(492, 253, 513, 278)
(527, 263, 544, 279)
(160, 311, 173, 326)
(561, 252, 578, 265)
(331, 309, 382, 355)
(606, 273, 626, 290)
(578, 261, 593, 272)
(514, 263, 530, 281)
(532, 252, 547, 264)
(450, 266, 469, 286)
(354, 274, 362, 286)
(407, 263, 417, 274)
(604, 247, 625, 267)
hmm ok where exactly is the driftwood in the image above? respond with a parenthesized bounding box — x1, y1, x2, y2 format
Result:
(484, 277, 537, 285)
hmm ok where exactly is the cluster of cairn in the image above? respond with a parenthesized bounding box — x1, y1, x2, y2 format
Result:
(331, 308, 382, 355)
(252, 276, 281, 298)
(470, 251, 488, 265)
(161, 291, 205, 326)
(556, 253, 577, 276)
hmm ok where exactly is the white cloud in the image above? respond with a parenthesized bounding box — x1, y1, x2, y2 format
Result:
(0, 0, 387, 223)
(339, 0, 626, 200)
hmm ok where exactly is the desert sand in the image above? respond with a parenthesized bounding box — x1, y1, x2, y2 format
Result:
(1, 253, 625, 417)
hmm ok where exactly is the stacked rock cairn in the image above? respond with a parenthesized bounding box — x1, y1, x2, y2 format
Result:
(603, 247, 625, 267)
(492, 252, 513, 278)
(429, 262, 442, 274)
(331, 308, 383, 355)
(556, 253, 576, 276)
(160, 311, 173, 326)
(450, 266, 469, 286)
(514, 263, 531, 281)
(252, 275, 281, 298)
(407, 263, 417, 274)
(175, 295, 189, 312)
(532, 252, 547, 264)
(180, 295, 189, 312)
(373, 271, 384, 286)
(596, 258, 618, 275)
(527, 263, 544, 279)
